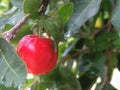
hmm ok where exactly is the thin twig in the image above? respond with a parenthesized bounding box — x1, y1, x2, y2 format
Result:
(2, 14, 30, 42)
(98, 67, 108, 90)
(2, 0, 50, 42)
(38, 0, 50, 15)
(106, 49, 111, 81)
(59, 48, 90, 64)
(24, 77, 40, 90)
(99, 48, 111, 90)
(91, 23, 109, 38)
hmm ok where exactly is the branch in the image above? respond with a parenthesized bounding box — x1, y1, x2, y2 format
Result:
(2, 14, 30, 42)
(38, 0, 50, 15)
(91, 23, 109, 38)
(99, 48, 111, 90)
(71, 21, 110, 39)
(58, 48, 90, 64)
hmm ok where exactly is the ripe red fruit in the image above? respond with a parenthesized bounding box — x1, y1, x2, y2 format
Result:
(17, 34, 58, 75)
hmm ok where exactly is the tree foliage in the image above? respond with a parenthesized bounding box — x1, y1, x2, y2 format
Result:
(0, 0, 120, 90)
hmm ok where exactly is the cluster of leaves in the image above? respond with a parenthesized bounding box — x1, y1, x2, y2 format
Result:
(0, 0, 120, 90)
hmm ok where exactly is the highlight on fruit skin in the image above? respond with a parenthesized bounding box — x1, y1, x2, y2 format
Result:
(17, 34, 58, 75)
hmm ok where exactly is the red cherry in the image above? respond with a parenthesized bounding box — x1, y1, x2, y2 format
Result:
(17, 34, 58, 75)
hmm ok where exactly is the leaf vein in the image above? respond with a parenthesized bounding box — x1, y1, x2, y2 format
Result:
(0, 50, 18, 77)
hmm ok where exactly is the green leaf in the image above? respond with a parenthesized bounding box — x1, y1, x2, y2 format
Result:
(58, 42, 68, 59)
(113, 38, 120, 49)
(79, 75, 97, 90)
(23, 0, 42, 19)
(89, 53, 105, 79)
(96, 83, 117, 90)
(94, 32, 118, 51)
(39, 15, 64, 44)
(78, 53, 105, 78)
(79, 56, 92, 73)
(56, 2, 74, 23)
(65, 0, 102, 37)
(0, 37, 27, 88)
(111, 0, 120, 32)
(0, 84, 17, 90)
(0, 0, 10, 13)
(32, 65, 82, 90)
(100, 0, 111, 11)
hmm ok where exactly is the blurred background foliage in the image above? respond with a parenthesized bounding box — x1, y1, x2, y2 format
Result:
(0, 0, 120, 90)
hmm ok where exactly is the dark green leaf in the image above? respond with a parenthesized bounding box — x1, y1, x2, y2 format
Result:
(39, 15, 64, 44)
(32, 65, 82, 90)
(95, 83, 117, 90)
(79, 60, 92, 73)
(111, 0, 120, 32)
(78, 53, 105, 89)
(89, 53, 105, 79)
(0, 37, 27, 87)
(65, 0, 102, 37)
(78, 53, 105, 78)
(79, 75, 97, 90)
(100, 0, 111, 11)
(104, 84, 117, 90)
(56, 2, 74, 23)
(113, 38, 120, 49)
(23, 0, 42, 19)
(94, 32, 118, 51)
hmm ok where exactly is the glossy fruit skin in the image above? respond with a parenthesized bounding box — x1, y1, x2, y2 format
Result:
(17, 34, 58, 75)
